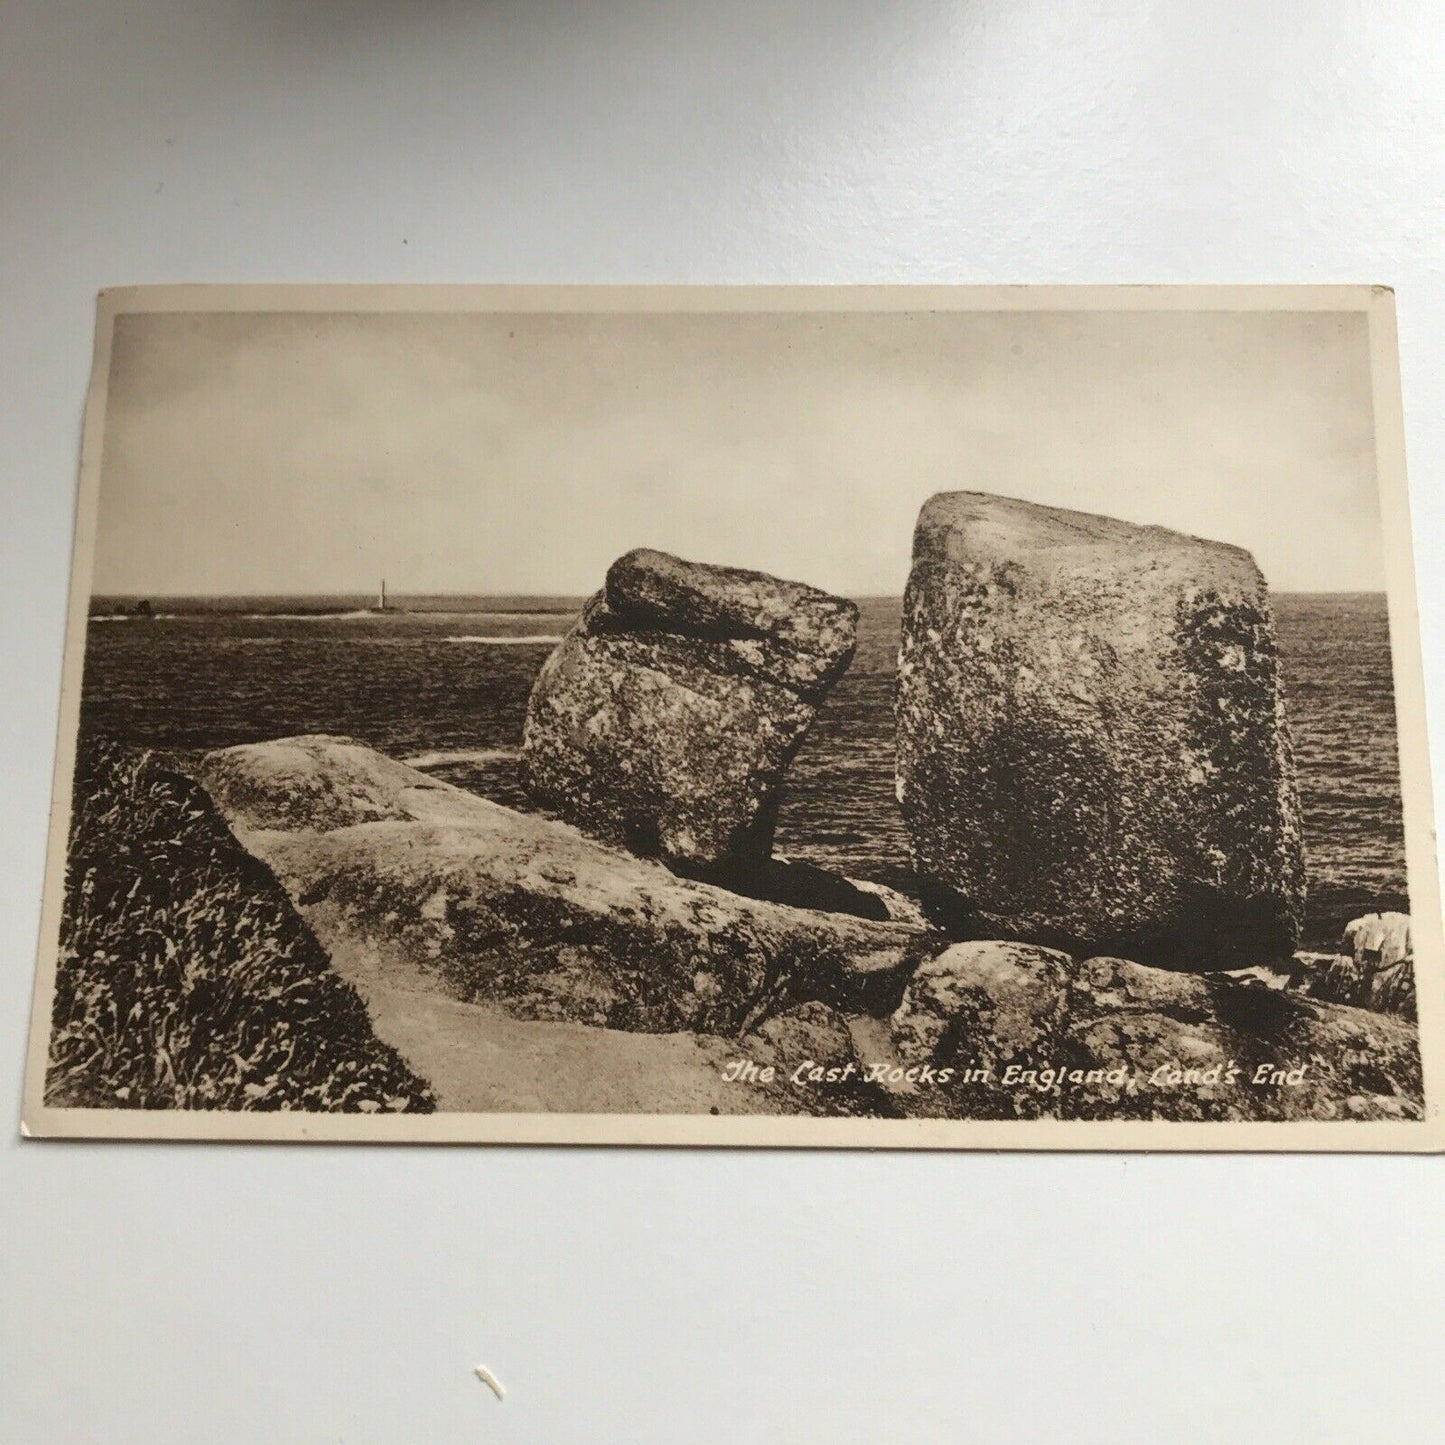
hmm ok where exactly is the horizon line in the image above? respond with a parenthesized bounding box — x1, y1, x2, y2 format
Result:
(89, 586, 1391, 600)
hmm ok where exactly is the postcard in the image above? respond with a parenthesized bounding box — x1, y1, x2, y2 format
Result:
(21, 285, 1442, 1147)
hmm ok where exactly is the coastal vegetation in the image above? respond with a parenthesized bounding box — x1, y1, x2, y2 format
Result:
(45, 743, 434, 1113)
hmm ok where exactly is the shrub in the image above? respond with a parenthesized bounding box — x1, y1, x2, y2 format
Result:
(46, 743, 435, 1113)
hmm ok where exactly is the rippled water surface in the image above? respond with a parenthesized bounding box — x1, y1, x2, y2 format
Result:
(79, 592, 1407, 949)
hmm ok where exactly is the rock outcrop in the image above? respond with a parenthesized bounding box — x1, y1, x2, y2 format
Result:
(1303, 912, 1415, 1020)
(198, 736, 927, 1040)
(895, 492, 1306, 970)
(888, 942, 1421, 1121)
(522, 548, 857, 880)
(195, 738, 1417, 1125)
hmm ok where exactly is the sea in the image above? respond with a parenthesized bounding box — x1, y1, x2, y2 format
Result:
(78, 593, 1408, 951)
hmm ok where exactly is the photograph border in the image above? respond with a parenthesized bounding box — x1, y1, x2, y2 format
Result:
(21, 282, 1444, 1151)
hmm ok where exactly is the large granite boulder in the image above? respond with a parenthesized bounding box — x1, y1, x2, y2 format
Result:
(1304, 912, 1415, 1020)
(895, 492, 1305, 970)
(522, 548, 857, 879)
(198, 736, 926, 1038)
(887, 942, 1421, 1122)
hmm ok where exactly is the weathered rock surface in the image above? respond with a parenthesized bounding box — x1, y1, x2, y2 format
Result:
(522, 548, 857, 877)
(887, 942, 1421, 1121)
(276, 981, 875, 1117)
(895, 492, 1306, 970)
(892, 941, 1074, 1077)
(198, 737, 926, 1040)
(1303, 912, 1415, 1020)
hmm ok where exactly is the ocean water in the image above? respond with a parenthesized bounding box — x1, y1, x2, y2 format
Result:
(78, 592, 1407, 950)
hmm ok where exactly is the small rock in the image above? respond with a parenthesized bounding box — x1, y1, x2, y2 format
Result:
(1344, 911, 1412, 969)
(845, 878, 931, 930)
(892, 940, 1073, 1073)
(730, 856, 891, 921)
(1305, 912, 1415, 1020)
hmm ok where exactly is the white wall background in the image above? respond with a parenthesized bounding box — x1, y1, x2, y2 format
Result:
(3, 4, 1443, 1440)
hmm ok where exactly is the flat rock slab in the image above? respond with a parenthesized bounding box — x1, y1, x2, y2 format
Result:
(888, 941, 1421, 1122)
(198, 736, 926, 1039)
(308, 970, 875, 1116)
(196, 739, 1413, 1125)
(896, 492, 1305, 969)
(522, 548, 857, 875)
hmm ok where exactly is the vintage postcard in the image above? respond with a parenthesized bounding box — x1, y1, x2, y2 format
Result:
(21, 285, 1443, 1148)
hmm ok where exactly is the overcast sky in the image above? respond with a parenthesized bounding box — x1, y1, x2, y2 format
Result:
(92, 305, 1382, 596)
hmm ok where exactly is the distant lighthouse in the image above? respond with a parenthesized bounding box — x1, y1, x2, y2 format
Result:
(374, 579, 393, 613)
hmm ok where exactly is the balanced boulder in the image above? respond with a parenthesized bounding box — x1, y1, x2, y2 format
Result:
(895, 492, 1305, 969)
(523, 548, 857, 878)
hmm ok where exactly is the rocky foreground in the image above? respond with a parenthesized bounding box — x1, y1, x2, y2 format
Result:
(192, 735, 1421, 1121)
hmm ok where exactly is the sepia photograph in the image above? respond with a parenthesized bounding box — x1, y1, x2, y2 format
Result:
(21, 285, 1442, 1147)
